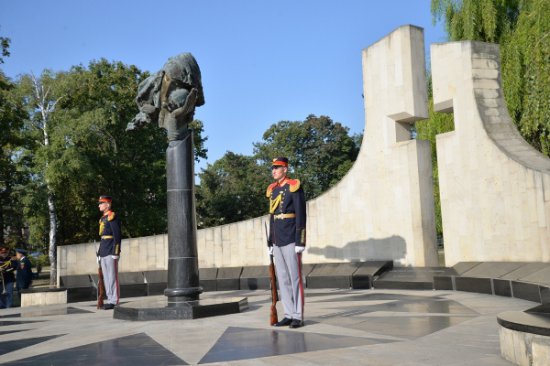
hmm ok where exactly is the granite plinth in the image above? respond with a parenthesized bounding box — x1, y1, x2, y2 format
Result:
(493, 279, 512, 297)
(455, 276, 493, 294)
(216, 267, 243, 291)
(307, 263, 362, 289)
(351, 261, 393, 289)
(60, 275, 96, 303)
(199, 268, 218, 292)
(374, 267, 453, 290)
(511, 281, 542, 303)
(433, 275, 454, 290)
(113, 296, 248, 321)
(239, 266, 270, 290)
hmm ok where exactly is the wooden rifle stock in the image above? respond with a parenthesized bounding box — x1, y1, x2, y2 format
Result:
(266, 222, 278, 325)
(96, 258, 106, 309)
(269, 254, 278, 325)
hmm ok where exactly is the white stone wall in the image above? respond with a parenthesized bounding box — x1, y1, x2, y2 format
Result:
(432, 42, 550, 266)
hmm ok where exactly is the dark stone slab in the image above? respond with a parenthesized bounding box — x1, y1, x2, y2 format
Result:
(500, 263, 550, 280)
(307, 263, 362, 289)
(0, 321, 44, 326)
(199, 268, 218, 292)
(239, 266, 270, 290)
(511, 281, 541, 303)
(518, 266, 550, 287)
(67, 287, 97, 303)
(60, 275, 92, 288)
(143, 270, 168, 296)
(374, 267, 453, 290)
(3, 333, 186, 365)
(433, 276, 454, 290)
(198, 326, 391, 364)
(493, 279, 512, 297)
(60, 275, 96, 302)
(498, 309, 550, 337)
(351, 261, 393, 289)
(20, 287, 66, 294)
(459, 262, 525, 278)
(526, 303, 550, 315)
(0, 335, 63, 356)
(455, 277, 493, 294)
(540, 286, 550, 304)
(113, 296, 248, 321)
(301, 264, 316, 287)
(216, 267, 243, 291)
(117, 272, 148, 298)
(143, 270, 167, 283)
(452, 262, 482, 275)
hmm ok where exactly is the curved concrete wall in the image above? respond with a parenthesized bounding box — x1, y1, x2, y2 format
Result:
(432, 41, 550, 266)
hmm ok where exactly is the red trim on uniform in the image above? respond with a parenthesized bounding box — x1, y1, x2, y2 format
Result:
(272, 161, 288, 167)
(114, 259, 120, 304)
(297, 253, 305, 320)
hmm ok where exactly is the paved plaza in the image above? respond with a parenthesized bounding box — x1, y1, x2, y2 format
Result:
(0, 289, 535, 365)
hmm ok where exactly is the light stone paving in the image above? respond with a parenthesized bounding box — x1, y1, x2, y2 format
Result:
(0, 289, 535, 365)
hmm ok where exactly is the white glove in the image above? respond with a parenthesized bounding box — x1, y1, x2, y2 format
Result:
(111, 255, 119, 260)
(295, 246, 305, 254)
(267, 247, 273, 256)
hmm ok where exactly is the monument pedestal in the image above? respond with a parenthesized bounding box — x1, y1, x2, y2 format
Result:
(115, 131, 247, 320)
(113, 296, 248, 321)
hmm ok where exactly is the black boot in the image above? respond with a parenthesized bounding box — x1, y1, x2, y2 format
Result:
(274, 317, 292, 326)
(289, 319, 303, 328)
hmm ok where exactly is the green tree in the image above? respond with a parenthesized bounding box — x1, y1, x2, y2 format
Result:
(0, 69, 27, 247)
(196, 152, 271, 228)
(431, 0, 549, 155)
(253, 114, 361, 200)
(15, 59, 207, 263)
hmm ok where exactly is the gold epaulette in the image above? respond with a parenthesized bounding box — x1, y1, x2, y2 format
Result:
(107, 211, 116, 221)
(266, 182, 278, 198)
(287, 179, 301, 192)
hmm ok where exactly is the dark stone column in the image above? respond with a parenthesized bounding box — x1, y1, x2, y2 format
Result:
(164, 131, 203, 302)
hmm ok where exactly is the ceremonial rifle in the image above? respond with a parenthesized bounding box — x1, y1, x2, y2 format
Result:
(265, 222, 278, 325)
(96, 252, 106, 309)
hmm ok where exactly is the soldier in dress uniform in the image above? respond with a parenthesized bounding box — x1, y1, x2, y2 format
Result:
(97, 195, 122, 310)
(15, 248, 33, 291)
(266, 157, 306, 328)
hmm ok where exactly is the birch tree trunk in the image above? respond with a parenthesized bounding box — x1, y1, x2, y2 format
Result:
(32, 74, 61, 287)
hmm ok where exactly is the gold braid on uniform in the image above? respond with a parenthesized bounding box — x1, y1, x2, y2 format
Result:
(269, 192, 283, 214)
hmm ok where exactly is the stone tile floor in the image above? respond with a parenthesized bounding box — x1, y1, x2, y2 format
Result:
(0, 289, 535, 365)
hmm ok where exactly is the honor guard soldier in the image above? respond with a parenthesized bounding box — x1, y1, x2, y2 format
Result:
(266, 157, 306, 328)
(15, 248, 33, 291)
(97, 195, 121, 310)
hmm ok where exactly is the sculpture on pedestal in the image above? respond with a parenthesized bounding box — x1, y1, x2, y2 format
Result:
(127, 53, 204, 303)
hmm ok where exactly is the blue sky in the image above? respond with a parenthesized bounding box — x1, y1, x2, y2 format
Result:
(1, 0, 447, 170)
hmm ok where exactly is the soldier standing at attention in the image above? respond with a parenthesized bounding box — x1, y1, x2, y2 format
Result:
(97, 195, 121, 310)
(15, 248, 33, 291)
(267, 157, 306, 328)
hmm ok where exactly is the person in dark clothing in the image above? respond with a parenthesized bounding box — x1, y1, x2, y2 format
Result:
(0, 246, 17, 308)
(97, 195, 122, 310)
(266, 157, 307, 329)
(15, 248, 33, 291)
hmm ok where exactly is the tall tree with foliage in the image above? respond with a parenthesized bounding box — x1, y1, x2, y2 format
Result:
(196, 152, 271, 227)
(254, 114, 361, 200)
(13, 59, 207, 280)
(0, 38, 28, 247)
(431, 0, 549, 155)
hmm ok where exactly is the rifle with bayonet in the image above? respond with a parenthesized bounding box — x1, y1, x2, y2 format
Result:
(265, 222, 278, 325)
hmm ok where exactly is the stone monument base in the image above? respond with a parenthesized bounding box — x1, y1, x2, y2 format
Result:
(113, 296, 248, 321)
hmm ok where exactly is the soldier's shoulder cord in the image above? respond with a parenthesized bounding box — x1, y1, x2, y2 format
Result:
(286, 178, 301, 193)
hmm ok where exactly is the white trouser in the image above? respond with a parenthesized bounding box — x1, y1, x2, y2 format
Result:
(273, 243, 303, 320)
(100, 256, 120, 305)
